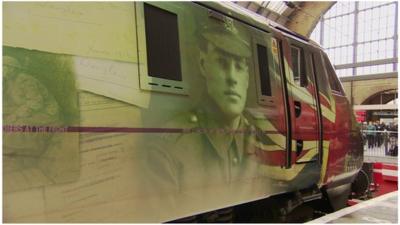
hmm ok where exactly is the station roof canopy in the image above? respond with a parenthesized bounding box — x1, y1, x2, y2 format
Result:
(234, 1, 335, 37)
(235, 1, 297, 25)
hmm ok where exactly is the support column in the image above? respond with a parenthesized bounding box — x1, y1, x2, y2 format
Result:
(320, 17, 324, 46)
(393, 1, 398, 72)
(353, 2, 359, 77)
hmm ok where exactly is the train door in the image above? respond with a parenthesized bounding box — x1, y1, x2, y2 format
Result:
(321, 52, 353, 180)
(277, 38, 321, 187)
(243, 28, 290, 182)
(309, 49, 336, 183)
(288, 42, 320, 164)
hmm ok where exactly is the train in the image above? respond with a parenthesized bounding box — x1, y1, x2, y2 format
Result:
(3, 2, 363, 223)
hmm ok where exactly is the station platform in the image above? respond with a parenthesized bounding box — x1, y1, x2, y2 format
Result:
(308, 191, 398, 223)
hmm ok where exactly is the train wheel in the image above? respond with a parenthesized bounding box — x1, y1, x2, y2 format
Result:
(351, 169, 370, 198)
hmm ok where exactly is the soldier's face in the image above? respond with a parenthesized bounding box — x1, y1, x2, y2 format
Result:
(200, 43, 249, 118)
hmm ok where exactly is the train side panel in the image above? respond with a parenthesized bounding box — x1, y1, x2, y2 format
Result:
(3, 2, 363, 223)
(318, 51, 363, 199)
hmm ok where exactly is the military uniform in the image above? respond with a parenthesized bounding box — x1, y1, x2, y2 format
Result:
(135, 14, 272, 221)
(141, 109, 272, 200)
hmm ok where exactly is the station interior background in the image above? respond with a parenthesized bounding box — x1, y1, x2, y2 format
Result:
(236, 1, 398, 160)
(233, 3, 398, 222)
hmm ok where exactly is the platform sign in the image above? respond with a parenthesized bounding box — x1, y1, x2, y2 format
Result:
(355, 110, 366, 122)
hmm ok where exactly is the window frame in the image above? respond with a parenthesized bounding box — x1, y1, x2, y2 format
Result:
(291, 46, 301, 84)
(136, 2, 187, 95)
(290, 45, 310, 88)
(312, 51, 333, 102)
(289, 41, 309, 88)
(322, 53, 345, 96)
(252, 34, 275, 106)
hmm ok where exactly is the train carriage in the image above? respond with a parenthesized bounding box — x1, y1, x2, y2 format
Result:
(3, 2, 363, 223)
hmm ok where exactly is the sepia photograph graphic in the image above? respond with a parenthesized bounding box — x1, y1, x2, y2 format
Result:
(3, 46, 80, 193)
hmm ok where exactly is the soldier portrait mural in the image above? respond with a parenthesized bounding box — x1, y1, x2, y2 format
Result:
(145, 18, 261, 189)
(134, 10, 276, 221)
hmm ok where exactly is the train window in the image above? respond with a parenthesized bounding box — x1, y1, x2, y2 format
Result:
(252, 35, 275, 106)
(290, 46, 307, 87)
(311, 52, 331, 99)
(256, 44, 272, 96)
(322, 54, 345, 95)
(136, 3, 187, 95)
(304, 50, 316, 87)
(144, 3, 182, 81)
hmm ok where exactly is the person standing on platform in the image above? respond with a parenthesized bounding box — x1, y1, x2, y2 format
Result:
(376, 121, 383, 147)
(383, 123, 390, 155)
(366, 121, 376, 149)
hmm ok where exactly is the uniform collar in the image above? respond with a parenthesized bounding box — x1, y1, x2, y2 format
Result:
(196, 109, 246, 162)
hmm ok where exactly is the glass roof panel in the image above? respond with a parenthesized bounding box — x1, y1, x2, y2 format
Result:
(266, 1, 289, 14)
